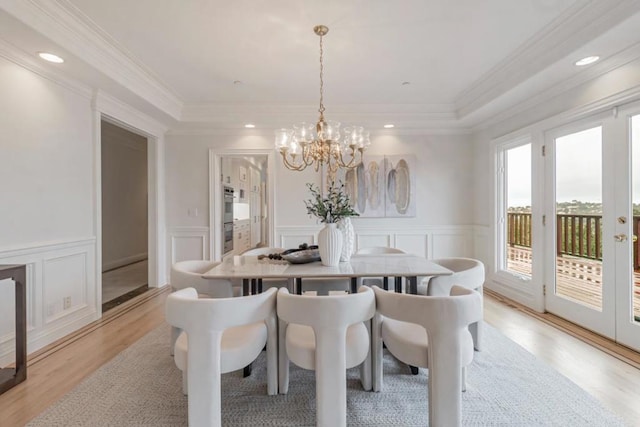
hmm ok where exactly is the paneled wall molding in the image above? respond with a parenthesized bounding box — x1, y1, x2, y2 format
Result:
(167, 227, 209, 269)
(0, 239, 97, 366)
(277, 224, 475, 259)
(0, 237, 96, 258)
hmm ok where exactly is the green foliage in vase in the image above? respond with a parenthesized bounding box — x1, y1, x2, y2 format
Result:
(304, 181, 359, 224)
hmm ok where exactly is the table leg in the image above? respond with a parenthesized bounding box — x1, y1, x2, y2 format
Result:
(295, 278, 302, 295)
(383, 277, 389, 291)
(408, 276, 418, 295)
(243, 364, 252, 377)
(251, 279, 257, 295)
(242, 279, 249, 296)
(350, 277, 357, 293)
(257, 278, 263, 293)
(394, 277, 402, 293)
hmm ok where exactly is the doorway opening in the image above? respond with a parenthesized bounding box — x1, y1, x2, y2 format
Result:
(101, 120, 149, 312)
(210, 149, 275, 261)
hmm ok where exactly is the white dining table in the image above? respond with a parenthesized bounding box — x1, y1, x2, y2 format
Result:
(202, 253, 452, 295)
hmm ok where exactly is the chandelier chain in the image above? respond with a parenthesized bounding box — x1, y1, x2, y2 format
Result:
(274, 24, 369, 178)
(319, 33, 325, 115)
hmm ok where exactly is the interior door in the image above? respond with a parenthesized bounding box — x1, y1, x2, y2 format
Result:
(544, 121, 616, 338)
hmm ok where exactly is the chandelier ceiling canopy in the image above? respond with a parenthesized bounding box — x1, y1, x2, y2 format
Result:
(275, 25, 370, 179)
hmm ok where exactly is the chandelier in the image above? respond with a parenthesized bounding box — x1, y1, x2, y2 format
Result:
(274, 25, 370, 179)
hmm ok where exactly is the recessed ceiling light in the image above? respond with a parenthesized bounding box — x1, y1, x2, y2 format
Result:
(38, 52, 64, 63)
(575, 56, 599, 66)
(384, 124, 395, 128)
(244, 124, 255, 128)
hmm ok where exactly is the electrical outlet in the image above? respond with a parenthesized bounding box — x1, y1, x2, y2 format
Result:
(63, 296, 72, 310)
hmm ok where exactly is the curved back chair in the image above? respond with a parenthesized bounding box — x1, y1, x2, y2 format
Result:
(241, 247, 285, 256)
(277, 287, 375, 427)
(422, 258, 485, 350)
(356, 246, 406, 255)
(169, 260, 241, 354)
(240, 247, 288, 291)
(372, 286, 482, 427)
(166, 287, 278, 427)
(171, 260, 239, 298)
(355, 247, 407, 289)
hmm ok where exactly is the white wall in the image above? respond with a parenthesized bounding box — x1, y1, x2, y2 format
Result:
(165, 131, 476, 264)
(0, 56, 98, 363)
(101, 121, 148, 271)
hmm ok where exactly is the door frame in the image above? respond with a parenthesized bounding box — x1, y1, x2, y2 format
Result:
(209, 149, 276, 261)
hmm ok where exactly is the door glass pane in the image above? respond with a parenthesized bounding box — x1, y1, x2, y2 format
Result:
(555, 127, 602, 311)
(632, 115, 640, 322)
(505, 144, 532, 278)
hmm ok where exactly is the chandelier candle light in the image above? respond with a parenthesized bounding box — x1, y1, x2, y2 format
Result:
(275, 25, 370, 181)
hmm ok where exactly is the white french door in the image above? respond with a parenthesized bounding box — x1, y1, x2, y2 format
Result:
(543, 108, 640, 351)
(615, 110, 640, 350)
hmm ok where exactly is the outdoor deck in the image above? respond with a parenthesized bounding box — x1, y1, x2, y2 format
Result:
(507, 246, 640, 319)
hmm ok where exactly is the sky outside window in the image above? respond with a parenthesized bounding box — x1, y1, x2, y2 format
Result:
(507, 144, 531, 209)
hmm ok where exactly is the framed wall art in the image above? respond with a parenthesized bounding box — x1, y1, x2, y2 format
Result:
(328, 154, 416, 218)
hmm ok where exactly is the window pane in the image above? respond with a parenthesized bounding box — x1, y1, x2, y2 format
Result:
(505, 143, 532, 278)
(554, 127, 602, 310)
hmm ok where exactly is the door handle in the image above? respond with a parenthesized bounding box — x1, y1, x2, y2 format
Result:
(614, 234, 628, 242)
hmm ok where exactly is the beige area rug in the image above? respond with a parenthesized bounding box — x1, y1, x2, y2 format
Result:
(28, 324, 626, 426)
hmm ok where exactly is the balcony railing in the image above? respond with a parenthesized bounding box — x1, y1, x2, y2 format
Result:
(507, 212, 640, 269)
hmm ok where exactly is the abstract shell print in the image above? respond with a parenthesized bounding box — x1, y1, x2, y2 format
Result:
(340, 154, 415, 218)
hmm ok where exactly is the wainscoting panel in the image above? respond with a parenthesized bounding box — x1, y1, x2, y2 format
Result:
(168, 227, 209, 265)
(276, 225, 474, 260)
(473, 225, 490, 270)
(395, 234, 429, 257)
(355, 234, 392, 250)
(431, 232, 472, 259)
(279, 231, 317, 250)
(43, 252, 88, 324)
(0, 238, 98, 366)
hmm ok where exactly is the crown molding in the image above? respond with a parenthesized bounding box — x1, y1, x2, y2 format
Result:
(94, 90, 169, 137)
(0, 0, 184, 119)
(454, 0, 640, 118)
(0, 37, 92, 99)
(471, 41, 640, 132)
(178, 103, 465, 132)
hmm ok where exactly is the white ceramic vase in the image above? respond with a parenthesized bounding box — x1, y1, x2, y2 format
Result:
(337, 217, 354, 262)
(318, 223, 343, 266)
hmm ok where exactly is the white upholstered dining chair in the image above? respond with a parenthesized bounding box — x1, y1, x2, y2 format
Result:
(372, 285, 482, 427)
(355, 246, 407, 289)
(277, 287, 375, 427)
(419, 257, 485, 350)
(169, 260, 242, 354)
(165, 287, 278, 427)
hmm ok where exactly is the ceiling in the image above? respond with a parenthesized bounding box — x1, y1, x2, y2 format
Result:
(2, 0, 640, 131)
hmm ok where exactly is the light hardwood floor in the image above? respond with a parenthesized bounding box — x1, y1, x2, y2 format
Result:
(1, 287, 639, 426)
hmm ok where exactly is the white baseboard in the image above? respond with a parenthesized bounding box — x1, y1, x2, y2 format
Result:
(102, 252, 148, 272)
